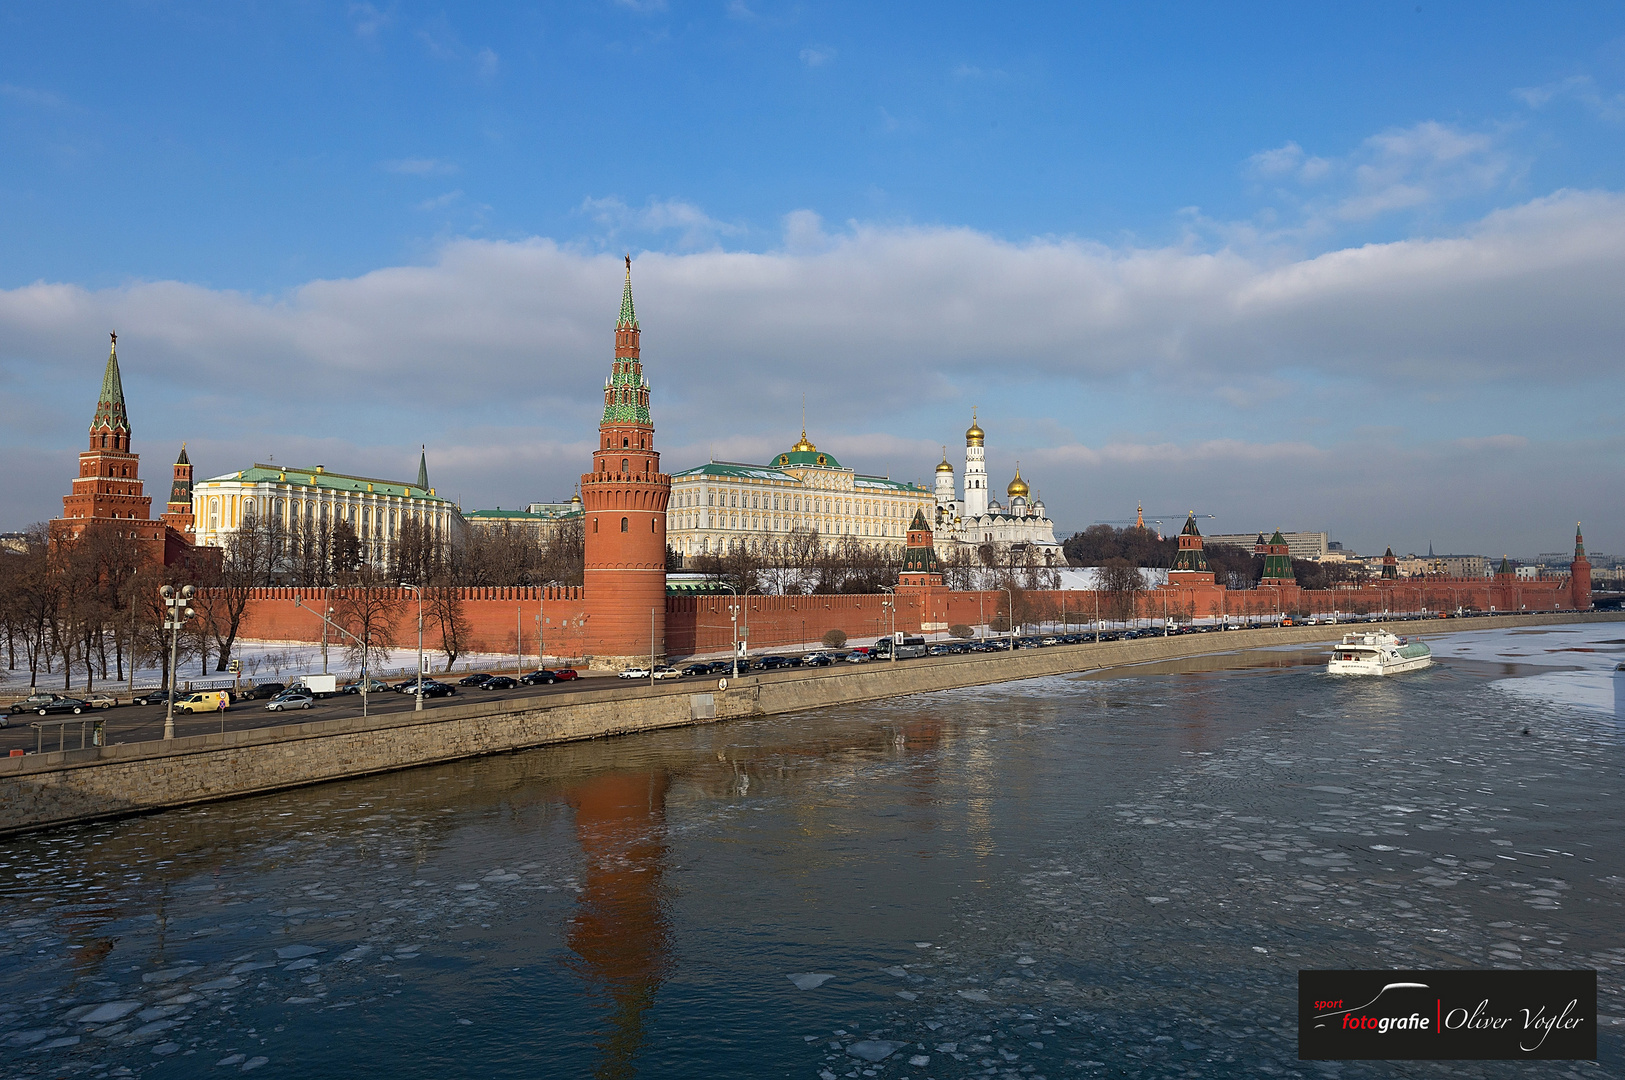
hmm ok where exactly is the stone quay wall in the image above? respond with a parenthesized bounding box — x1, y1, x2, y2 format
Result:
(6, 611, 1616, 838)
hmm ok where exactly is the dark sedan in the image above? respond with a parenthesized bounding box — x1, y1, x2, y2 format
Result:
(238, 682, 287, 701)
(458, 673, 494, 687)
(519, 669, 561, 685)
(31, 697, 89, 716)
(415, 680, 457, 699)
(482, 675, 519, 691)
(681, 664, 711, 677)
(132, 688, 184, 706)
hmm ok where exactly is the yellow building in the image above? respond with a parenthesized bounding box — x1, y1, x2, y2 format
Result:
(667, 430, 933, 558)
(192, 456, 457, 566)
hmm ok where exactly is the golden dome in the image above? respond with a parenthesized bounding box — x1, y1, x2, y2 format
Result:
(1006, 464, 1029, 500)
(791, 429, 817, 453)
(966, 410, 984, 446)
(936, 448, 953, 474)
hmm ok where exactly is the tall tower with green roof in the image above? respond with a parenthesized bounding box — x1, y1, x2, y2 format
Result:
(580, 257, 672, 668)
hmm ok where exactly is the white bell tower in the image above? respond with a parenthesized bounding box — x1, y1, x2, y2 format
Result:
(964, 411, 988, 518)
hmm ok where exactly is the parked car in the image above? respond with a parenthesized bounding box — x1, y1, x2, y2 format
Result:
(844, 650, 870, 663)
(82, 692, 118, 710)
(10, 692, 65, 714)
(412, 680, 457, 699)
(458, 673, 494, 687)
(618, 668, 652, 680)
(341, 679, 393, 694)
(32, 697, 89, 716)
(266, 691, 315, 712)
(757, 655, 793, 670)
(801, 653, 833, 667)
(238, 682, 287, 701)
(520, 669, 561, 686)
(482, 675, 519, 690)
(131, 688, 183, 707)
(681, 663, 711, 678)
(552, 668, 579, 680)
(652, 665, 681, 680)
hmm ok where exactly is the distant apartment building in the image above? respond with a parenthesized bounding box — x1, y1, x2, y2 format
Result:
(1206, 530, 1330, 561)
(1437, 554, 1491, 579)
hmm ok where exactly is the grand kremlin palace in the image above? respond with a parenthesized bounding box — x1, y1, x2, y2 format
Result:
(667, 431, 934, 558)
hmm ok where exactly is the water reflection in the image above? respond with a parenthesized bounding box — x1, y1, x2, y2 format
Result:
(563, 770, 672, 1080)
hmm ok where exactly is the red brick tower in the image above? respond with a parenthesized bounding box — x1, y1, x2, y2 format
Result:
(1167, 513, 1214, 585)
(1570, 523, 1592, 610)
(160, 443, 196, 542)
(581, 258, 671, 669)
(51, 333, 175, 562)
(898, 509, 943, 589)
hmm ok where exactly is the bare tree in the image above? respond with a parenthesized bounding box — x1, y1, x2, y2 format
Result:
(331, 572, 405, 677)
(1097, 558, 1145, 625)
(427, 581, 472, 669)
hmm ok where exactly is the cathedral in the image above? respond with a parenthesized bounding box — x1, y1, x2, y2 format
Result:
(931, 412, 1064, 563)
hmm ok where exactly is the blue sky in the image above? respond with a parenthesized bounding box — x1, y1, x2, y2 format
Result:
(3, 2, 1623, 557)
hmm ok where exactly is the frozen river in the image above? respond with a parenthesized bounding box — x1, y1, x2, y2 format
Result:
(2, 623, 1622, 1079)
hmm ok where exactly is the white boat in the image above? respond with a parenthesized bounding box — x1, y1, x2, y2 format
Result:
(1327, 630, 1432, 675)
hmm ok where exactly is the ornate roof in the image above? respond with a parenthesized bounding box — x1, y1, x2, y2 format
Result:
(965, 409, 984, 446)
(416, 447, 429, 490)
(1180, 513, 1202, 538)
(92, 333, 129, 433)
(936, 448, 953, 474)
(175, 444, 190, 465)
(618, 255, 637, 328)
(1006, 464, 1028, 499)
(198, 464, 446, 502)
(909, 507, 931, 531)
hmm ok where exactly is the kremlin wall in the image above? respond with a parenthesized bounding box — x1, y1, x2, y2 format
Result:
(52, 265, 1593, 670)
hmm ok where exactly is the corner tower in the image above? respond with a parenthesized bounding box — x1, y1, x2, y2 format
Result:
(1168, 513, 1213, 584)
(60, 332, 152, 527)
(160, 443, 195, 541)
(581, 258, 672, 669)
(1571, 523, 1592, 610)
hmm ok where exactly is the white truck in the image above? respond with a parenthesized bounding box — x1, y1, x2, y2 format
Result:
(298, 675, 338, 698)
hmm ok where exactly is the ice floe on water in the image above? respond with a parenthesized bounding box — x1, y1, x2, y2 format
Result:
(1436, 622, 1625, 717)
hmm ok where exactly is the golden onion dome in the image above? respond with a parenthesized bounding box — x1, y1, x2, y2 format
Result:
(1006, 465, 1029, 500)
(966, 411, 984, 446)
(936, 449, 954, 474)
(791, 429, 817, 453)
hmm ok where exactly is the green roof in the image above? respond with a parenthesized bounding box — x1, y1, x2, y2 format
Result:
(669, 460, 927, 493)
(618, 257, 638, 329)
(92, 335, 129, 433)
(773, 447, 843, 469)
(468, 507, 583, 521)
(201, 464, 447, 502)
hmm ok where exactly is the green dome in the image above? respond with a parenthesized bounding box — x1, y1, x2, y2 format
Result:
(774, 431, 842, 469)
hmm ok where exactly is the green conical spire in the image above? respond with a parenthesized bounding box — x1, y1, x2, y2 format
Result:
(92, 331, 130, 433)
(618, 254, 638, 328)
(416, 446, 429, 490)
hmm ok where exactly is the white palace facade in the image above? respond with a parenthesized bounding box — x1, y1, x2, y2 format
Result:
(667, 431, 934, 558)
(932, 413, 1064, 563)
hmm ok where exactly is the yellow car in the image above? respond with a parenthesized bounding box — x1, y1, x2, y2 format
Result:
(176, 691, 231, 714)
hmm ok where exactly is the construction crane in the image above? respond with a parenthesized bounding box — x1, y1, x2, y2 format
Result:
(1094, 506, 1215, 540)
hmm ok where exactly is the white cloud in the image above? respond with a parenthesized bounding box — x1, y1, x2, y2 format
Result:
(2, 191, 1620, 549)
(348, 3, 393, 41)
(800, 45, 835, 68)
(1515, 75, 1625, 123)
(0, 83, 69, 109)
(1242, 121, 1518, 236)
(475, 47, 500, 79)
(578, 196, 745, 249)
(383, 158, 460, 175)
(415, 190, 463, 211)
(726, 0, 755, 19)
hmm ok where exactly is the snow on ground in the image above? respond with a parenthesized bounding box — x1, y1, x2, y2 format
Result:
(1429, 621, 1625, 718)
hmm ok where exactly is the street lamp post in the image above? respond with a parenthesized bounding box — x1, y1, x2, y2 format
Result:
(881, 587, 896, 662)
(160, 584, 195, 740)
(295, 596, 376, 718)
(723, 584, 743, 680)
(402, 584, 424, 712)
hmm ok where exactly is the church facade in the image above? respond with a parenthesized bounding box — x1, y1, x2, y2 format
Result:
(931, 413, 1064, 563)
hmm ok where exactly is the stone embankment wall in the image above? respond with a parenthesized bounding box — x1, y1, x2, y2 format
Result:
(3, 612, 1618, 837)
